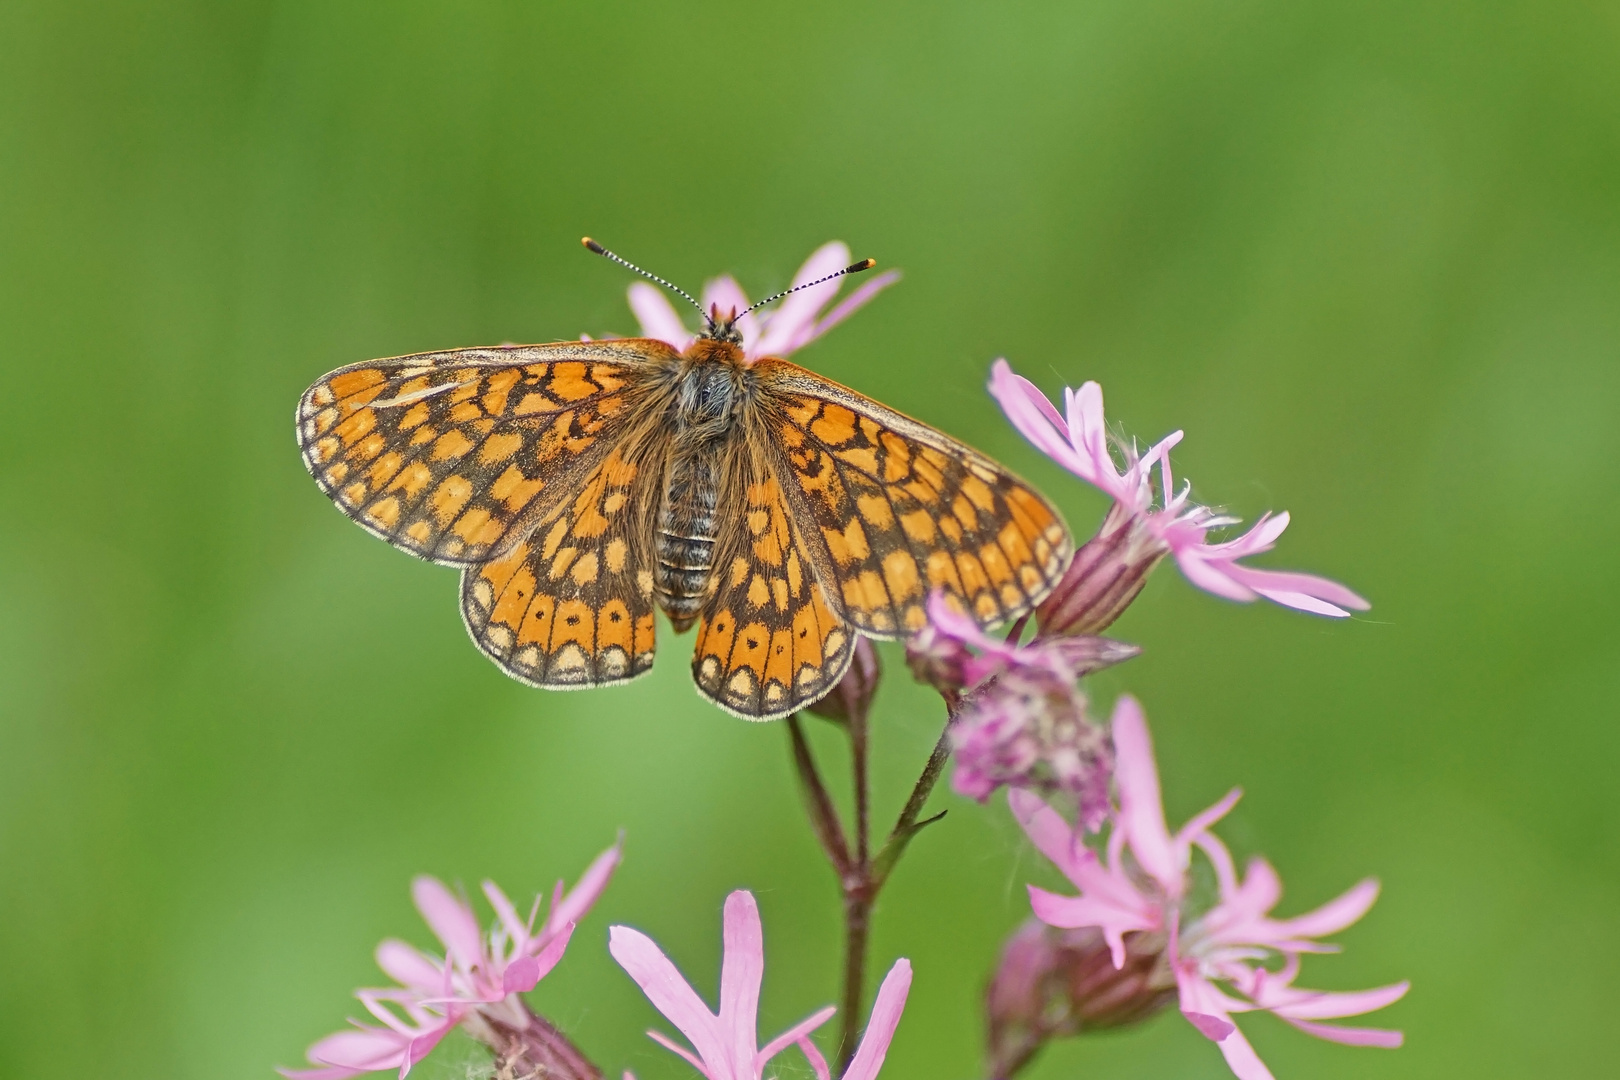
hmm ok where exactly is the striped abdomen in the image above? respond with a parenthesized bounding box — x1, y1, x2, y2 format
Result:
(656, 445, 722, 631)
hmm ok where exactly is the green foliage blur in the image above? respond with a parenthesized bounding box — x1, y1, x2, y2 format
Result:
(3, 1, 1616, 1077)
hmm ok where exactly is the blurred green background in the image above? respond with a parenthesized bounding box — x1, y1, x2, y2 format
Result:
(3, 1, 1616, 1077)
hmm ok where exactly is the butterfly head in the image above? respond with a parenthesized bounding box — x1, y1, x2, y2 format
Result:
(701, 304, 745, 345)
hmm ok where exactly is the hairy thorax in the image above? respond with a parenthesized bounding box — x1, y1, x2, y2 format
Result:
(654, 339, 755, 631)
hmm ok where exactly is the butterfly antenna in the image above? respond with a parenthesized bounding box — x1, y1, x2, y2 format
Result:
(581, 237, 707, 323)
(732, 258, 878, 321)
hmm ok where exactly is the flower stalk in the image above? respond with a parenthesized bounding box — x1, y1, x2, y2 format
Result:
(786, 648, 951, 1071)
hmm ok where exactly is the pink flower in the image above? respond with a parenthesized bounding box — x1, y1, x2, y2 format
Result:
(1013, 698, 1406, 1080)
(282, 841, 622, 1080)
(610, 890, 912, 1080)
(988, 361, 1369, 620)
(628, 241, 900, 360)
(908, 592, 1135, 825)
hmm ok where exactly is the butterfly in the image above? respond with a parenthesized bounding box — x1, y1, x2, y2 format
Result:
(295, 240, 1073, 720)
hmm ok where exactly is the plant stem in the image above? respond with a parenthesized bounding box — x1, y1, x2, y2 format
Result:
(788, 699, 958, 1073)
(851, 701, 871, 867)
(787, 716, 852, 874)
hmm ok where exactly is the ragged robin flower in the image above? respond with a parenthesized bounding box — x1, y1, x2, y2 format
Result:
(281, 841, 621, 1080)
(626, 241, 901, 361)
(987, 361, 1368, 635)
(1013, 698, 1407, 1080)
(610, 889, 913, 1080)
(908, 592, 1138, 828)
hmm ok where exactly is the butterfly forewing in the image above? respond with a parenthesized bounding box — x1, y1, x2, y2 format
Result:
(758, 361, 1072, 635)
(691, 462, 855, 719)
(460, 442, 664, 688)
(296, 342, 672, 565)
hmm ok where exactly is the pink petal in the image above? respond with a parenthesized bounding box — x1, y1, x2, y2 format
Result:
(628, 282, 693, 349)
(304, 1028, 409, 1070)
(755, 1006, 836, 1069)
(841, 959, 913, 1080)
(411, 877, 484, 970)
(646, 1029, 711, 1076)
(1194, 833, 1240, 899)
(482, 880, 528, 947)
(1212, 1023, 1277, 1080)
(1264, 980, 1410, 1021)
(719, 891, 765, 1072)
(1215, 510, 1291, 555)
(1219, 857, 1284, 930)
(1110, 698, 1179, 892)
(608, 925, 727, 1069)
(796, 1035, 833, 1080)
(502, 956, 539, 997)
(1282, 1017, 1404, 1048)
(1251, 588, 1355, 617)
(1172, 550, 1261, 603)
(1222, 563, 1369, 612)
(988, 362, 1094, 478)
(359, 992, 417, 1034)
(1272, 878, 1380, 940)
(1178, 788, 1242, 851)
(1177, 973, 1276, 1080)
(375, 940, 443, 993)
(546, 839, 624, 937)
(1184, 1011, 1235, 1040)
(753, 241, 851, 356)
(530, 919, 577, 980)
(1011, 792, 1156, 926)
(1008, 789, 1090, 881)
(1026, 886, 1154, 969)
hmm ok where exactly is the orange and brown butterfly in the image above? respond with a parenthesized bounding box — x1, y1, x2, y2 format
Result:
(295, 239, 1073, 720)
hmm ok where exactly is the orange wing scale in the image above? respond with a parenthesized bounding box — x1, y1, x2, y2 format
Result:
(759, 363, 1071, 636)
(691, 470, 855, 719)
(297, 345, 658, 566)
(459, 441, 663, 688)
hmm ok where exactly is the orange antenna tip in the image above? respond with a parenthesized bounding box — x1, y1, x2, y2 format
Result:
(848, 258, 877, 272)
(582, 237, 605, 254)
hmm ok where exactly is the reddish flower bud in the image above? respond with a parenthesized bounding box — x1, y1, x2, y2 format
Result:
(985, 920, 1175, 1079)
(1035, 504, 1168, 637)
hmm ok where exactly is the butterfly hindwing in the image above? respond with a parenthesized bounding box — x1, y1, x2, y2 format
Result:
(460, 441, 663, 688)
(758, 361, 1073, 636)
(297, 341, 673, 566)
(690, 460, 856, 720)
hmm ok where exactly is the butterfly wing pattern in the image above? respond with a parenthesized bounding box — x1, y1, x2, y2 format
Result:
(460, 442, 665, 688)
(298, 333, 1072, 719)
(758, 361, 1072, 637)
(690, 464, 856, 717)
(296, 341, 669, 565)
(298, 340, 678, 689)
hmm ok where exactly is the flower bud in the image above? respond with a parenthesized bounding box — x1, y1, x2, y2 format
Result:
(905, 615, 974, 692)
(806, 636, 881, 723)
(1036, 504, 1169, 638)
(985, 920, 1175, 1079)
(951, 673, 1113, 830)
